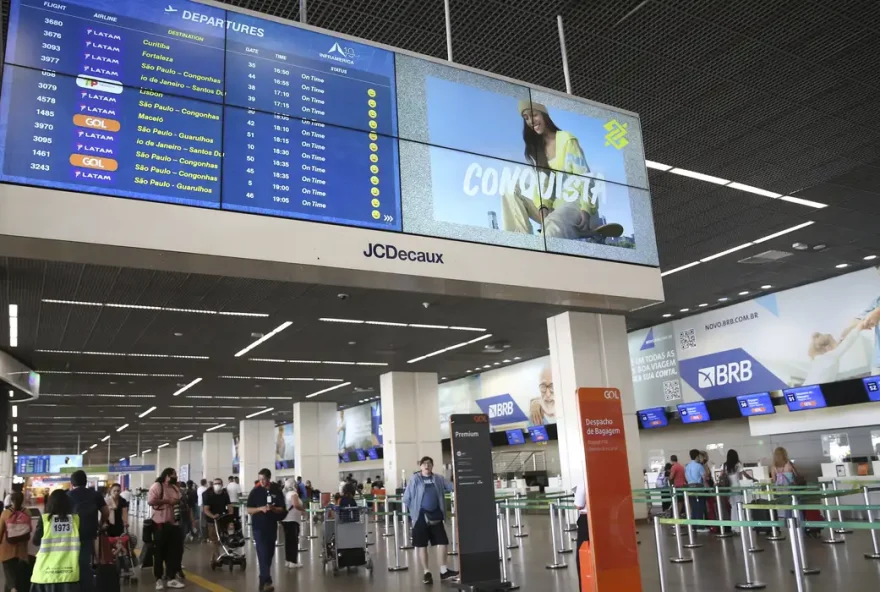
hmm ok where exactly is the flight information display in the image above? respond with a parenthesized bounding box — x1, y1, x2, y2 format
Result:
(528, 426, 548, 443)
(864, 376, 880, 402)
(505, 429, 525, 445)
(0, 0, 402, 229)
(783, 385, 827, 412)
(736, 392, 776, 417)
(677, 401, 710, 424)
(638, 407, 668, 429)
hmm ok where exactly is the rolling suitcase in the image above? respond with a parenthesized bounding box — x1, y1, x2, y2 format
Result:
(96, 534, 121, 592)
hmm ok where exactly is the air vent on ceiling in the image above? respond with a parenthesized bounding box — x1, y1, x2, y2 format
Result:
(738, 250, 792, 264)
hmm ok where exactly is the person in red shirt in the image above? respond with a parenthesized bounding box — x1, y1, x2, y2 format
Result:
(668, 455, 686, 488)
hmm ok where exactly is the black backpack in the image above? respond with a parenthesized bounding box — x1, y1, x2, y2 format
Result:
(70, 490, 99, 540)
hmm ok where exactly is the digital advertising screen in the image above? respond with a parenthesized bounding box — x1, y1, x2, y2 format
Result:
(677, 401, 710, 424)
(736, 392, 776, 417)
(528, 425, 548, 442)
(638, 407, 668, 429)
(355, 448, 367, 461)
(367, 447, 379, 460)
(864, 376, 880, 402)
(783, 385, 827, 412)
(339, 452, 349, 463)
(505, 429, 525, 445)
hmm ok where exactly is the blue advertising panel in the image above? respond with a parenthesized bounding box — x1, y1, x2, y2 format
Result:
(505, 429, 525, 445)
(736, 392, 776, 417)
(638, 407, 668, 429)
(677, 401, 710, 424)
(783, 385, 827, 412)
(367, 447, 379, 460)
(864, 376, 880, 402)
(527, 425, 548, 443)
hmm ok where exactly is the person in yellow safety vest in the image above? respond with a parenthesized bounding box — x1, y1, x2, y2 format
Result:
(30, 489, 81, 592)
(502, 101, 624, 241)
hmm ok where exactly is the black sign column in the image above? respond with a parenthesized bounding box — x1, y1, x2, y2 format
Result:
(449, 414, 502, 589)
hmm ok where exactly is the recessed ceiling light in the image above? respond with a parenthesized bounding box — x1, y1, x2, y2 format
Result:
(680, 308, 689, 312)
(739, 291, 750, 296)
(8, 304, 18, 348)
(718, 297, 729, 302)
(174, 332, 183, 337)
(465, 370, 471, 373)
(761, 285, 772, 289)
(792, 242, 809, 251)
(836, 263, 849, 269)
(234, 321, 293, 357)
(441, 377, 447, 380)
(662, 313, 672, 318)
(513, 357, 521, 360)
(864, 255, 877, 261)
(698, 303, 708, 308)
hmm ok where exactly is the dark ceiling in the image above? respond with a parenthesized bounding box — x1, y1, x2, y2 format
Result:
(2, 0, 880, 460)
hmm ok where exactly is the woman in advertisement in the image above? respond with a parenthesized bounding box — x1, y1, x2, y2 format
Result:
(502, 101, 623, 241)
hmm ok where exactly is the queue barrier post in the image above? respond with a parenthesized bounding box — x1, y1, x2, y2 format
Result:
(308, 508, 318, 539)
(448, 497, 458, 556)
(821, 483, 843, 545)
(863, 486, 880, 560)
(765, 486, 786, 542)
(399, 504, 414, 550)
(735, 502, 766, 590)
(743, 490, 762, 553)
(787, 518, 807, 592)
(682, 490, 702, 550)
(790, 497, 820, 576)
(513, 492, 528, 538)
(832, 480, 853, 534)
(545, 503, 567, 569)
(715, 485, 733, 539)
(383, 498, 394, 537)
(505, 503, 519, 550)
(653, 516, 668, 592)
(387, 510, 408, 572)
(558, 504, 573, 554)
(669, 491, 692, 564)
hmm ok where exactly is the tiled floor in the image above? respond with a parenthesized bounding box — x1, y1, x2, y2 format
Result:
(10, 516, 880, 590)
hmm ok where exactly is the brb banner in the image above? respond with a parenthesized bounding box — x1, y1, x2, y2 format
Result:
(629, 266, 880, 409)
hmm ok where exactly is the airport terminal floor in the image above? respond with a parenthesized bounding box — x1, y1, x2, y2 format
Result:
(6, 515, 880, 591)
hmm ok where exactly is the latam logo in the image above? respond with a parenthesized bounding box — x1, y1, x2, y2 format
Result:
(475, 394, 528, 426)
(363, 243, 444, 264)
(679, 348, 786, 400)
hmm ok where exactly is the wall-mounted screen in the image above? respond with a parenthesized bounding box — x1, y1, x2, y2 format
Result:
(783, 385, 827, 412)
(367, 447, 379, 460)
(506, 429, 525, 445)
(528, 425, 548, 442)
(16, 454, 83, 475)
(638, 407, 668, 429)
(677, 401, 710, 424)
(736, 392, 776, 417)
(864, 376, 880, 402)
(354, 448, 367, 461)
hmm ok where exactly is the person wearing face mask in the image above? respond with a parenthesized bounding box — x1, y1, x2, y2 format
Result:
(67, 470, 109, 592)
(202, 479, 232, 565)
(246, 469, 286, 592)
(147, 468, 185, 590)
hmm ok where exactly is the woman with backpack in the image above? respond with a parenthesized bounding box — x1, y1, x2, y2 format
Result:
(0, 492, 30, 592)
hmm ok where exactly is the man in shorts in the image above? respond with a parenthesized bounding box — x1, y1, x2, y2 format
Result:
(402, 456, 458, 585)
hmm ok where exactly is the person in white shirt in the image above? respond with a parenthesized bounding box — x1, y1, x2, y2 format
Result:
(282, 479, 305, 568)
(196, 479, 209, 539)
(226, 476, 242, 518)
(573, 478, 590, 583)
(120, 488, 133, 503)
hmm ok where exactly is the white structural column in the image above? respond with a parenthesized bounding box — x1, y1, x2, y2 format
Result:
(547, 311, 646, 519)
(133, 452, 156, 490)
(156, 446, 177, 476)
(380, 372, 442, 492)
(177, 440, 203, 482)
(203, 432, 234, 484)
(239, 420, 275, 483)
(293, 401, 337, 493)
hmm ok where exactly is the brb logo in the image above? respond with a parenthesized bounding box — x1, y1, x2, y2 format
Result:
(697, 360, 752, 388)
(475, 394, 528, 426)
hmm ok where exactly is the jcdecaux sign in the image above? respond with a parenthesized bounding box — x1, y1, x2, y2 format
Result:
(363, 243, 444, 264)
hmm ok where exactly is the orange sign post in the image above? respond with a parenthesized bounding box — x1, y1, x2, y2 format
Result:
(576, 387, 642, 592)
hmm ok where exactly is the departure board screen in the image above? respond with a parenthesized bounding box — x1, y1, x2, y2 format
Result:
(0, 0, 401, 228)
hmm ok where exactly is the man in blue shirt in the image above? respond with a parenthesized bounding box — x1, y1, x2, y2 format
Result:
(68, 470, 110, 592)
(402, 456, 458, 585)
(685, 449, 707, 523)
(246, 468, 287, 592)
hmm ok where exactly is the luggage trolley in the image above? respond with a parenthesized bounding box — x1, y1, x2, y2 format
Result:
(322, 506, 373, 576)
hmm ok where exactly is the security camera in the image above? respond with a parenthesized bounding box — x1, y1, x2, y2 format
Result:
(422, 302, 430, 309)
(337, 293, 349, 300)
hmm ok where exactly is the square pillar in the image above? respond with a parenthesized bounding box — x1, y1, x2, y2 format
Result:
(380, 372, 442, 492)
(133, 452, 156, 490)
(240, 420, 275, 485)
(156, 446, 177, 477)
(177, 440, 203, 483)
(202, 432, 233, 484)
(547, 311, 646, 519)
(294, 401, 337, 493)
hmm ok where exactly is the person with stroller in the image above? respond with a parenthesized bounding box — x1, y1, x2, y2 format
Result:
(202, 479, 233, 566)
(246, 469, 286, 592)
(282, 479, 305, 569)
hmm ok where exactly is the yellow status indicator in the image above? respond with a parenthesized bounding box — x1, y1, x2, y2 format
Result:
(370, 153, 379, 163)
(371, 187, 380, 197)
(368, 120, 378, 130)
(370, 164, 379, 174)
(367, 89, 376, 98)
(368, 109, 377, 119)
(372, 210, 381, 220)
(368, 99, 377, 108)
(371, 198, 381, 208)
(370, 176, 380, 185)
(369, 142, 378, 152)
(368, 132, 378, 141)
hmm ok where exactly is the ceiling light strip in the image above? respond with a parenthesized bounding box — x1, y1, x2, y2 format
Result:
(245, 407, 275, 419)
(777, 195, 827, 209)
(234, 321, 293, 357)
(319, 318, 486, 332)
(725, 182, 782, 198)
(752, 221, 815, 244)
(138, 406, 157, 418)
(41, 299, 268, 317)
(35, 349, 210, 360)
(172, 378, 202, 397)
(206, 423, 226, 432)
(8, 304, 18, 348)
(305, 382, 352, 399)
(38, 371, 184, 377)
(407, 333, 494, 364)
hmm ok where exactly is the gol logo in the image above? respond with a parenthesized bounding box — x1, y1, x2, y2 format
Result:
(473, 415, 488, 423)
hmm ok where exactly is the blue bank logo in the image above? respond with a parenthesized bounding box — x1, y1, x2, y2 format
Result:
(640, 328, 655, 351)
(363, 243, 444, 264)
(679, 348, 786, 400)
(475, 394, 528, 426)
